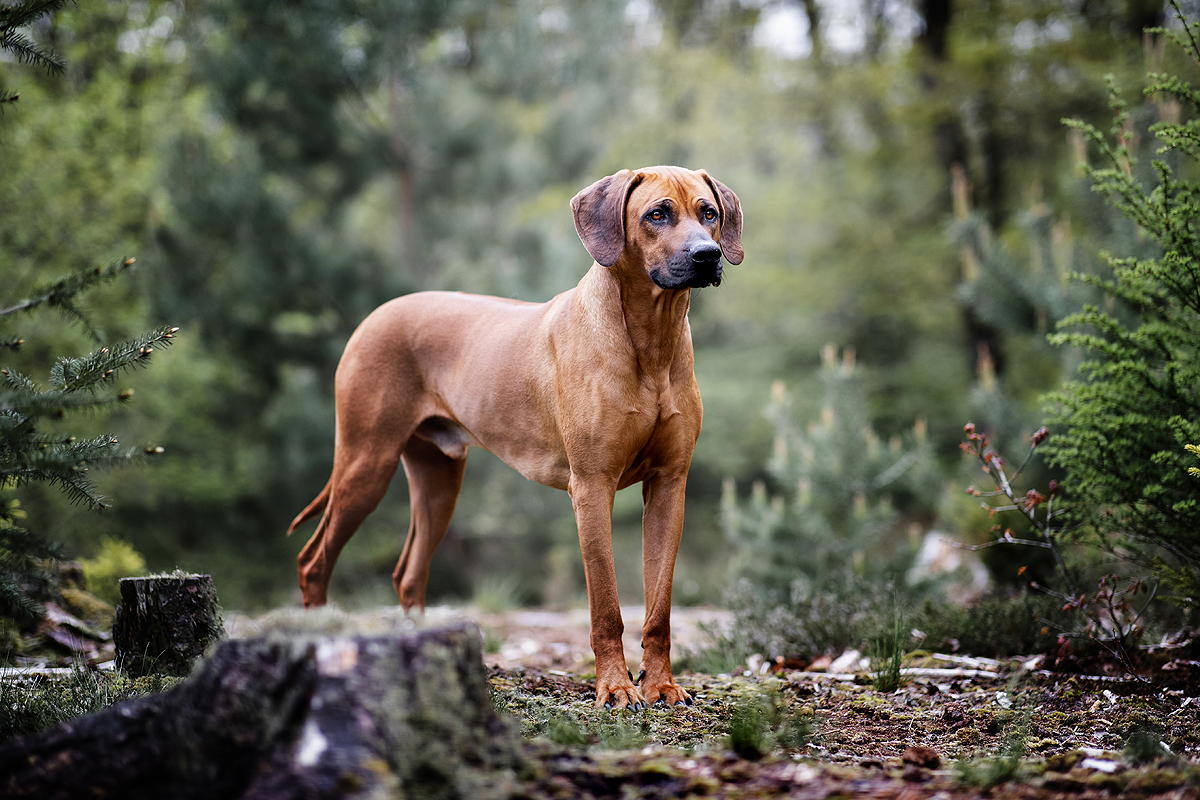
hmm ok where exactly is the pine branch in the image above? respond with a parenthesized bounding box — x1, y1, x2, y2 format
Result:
(0, 0, 70, 109)
(0, 0, 72, 37)
(0, 371, 124, 416)
(0, 258, 137, 340)
(0, 517, 65, 623)
(49, 325, 179, 393)
(0, 25, 64, 73)
(0, 0, 70, 106)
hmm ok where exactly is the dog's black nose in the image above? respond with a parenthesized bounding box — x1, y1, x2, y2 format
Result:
(690, 241, 722, 265)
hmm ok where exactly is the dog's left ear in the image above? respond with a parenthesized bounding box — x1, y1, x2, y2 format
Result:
(571, 169, 641, 267)
(699, 171, 743, 265)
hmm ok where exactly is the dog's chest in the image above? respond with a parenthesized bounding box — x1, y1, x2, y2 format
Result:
(621, 380, 696, 446)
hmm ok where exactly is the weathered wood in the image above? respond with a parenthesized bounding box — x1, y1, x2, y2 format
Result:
(0, 620, 523, 800)
(0, 635, 315, 799)
(112, 573, 225, 677)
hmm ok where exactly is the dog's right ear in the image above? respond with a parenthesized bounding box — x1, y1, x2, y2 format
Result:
(570, 170, 641, 267)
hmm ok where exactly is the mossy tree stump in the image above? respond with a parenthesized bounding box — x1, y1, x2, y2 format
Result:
(112, 573, 225, 677)
(0, 619, 523, 799)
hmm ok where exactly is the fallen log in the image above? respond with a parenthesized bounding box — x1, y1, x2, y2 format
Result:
(0, 616, 523, 799)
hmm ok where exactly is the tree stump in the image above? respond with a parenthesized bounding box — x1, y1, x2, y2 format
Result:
(112, 572, 225, 677)
(0, 617, 524, 799)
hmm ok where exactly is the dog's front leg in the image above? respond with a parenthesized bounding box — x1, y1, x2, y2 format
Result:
(638, 472, 692, 706)
(570, 474, 646, 710)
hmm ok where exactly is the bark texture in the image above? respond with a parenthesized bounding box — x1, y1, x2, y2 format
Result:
(0, 619, 523, 799)
(112, 573, 225, 677)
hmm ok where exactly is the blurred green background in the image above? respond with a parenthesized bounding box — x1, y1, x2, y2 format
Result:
(0, 0, 1183, 611)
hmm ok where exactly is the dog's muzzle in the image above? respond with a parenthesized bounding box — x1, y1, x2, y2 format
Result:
(650, 240, 724, 289)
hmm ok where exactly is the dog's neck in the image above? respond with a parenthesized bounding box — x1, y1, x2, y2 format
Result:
(584, 262, 692, 378)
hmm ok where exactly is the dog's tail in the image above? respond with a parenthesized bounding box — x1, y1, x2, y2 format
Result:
(287, 477, 332, 536)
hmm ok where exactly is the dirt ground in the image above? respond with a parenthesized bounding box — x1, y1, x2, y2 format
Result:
(226, 604, 1200, 799)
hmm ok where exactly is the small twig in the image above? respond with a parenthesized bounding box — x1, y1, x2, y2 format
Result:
(951, 538, 1056, 552)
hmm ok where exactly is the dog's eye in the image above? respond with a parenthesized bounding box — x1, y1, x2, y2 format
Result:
(648, 209, 666, 222)
(702, 207, 718, 222)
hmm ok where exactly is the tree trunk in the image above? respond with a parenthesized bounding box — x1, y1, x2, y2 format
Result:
(112, 573, 225, 677)
(0, 621, 523, 799)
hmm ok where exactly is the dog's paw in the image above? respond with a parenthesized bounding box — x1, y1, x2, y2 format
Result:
(594, 681, 647, 711)
(643, 680, 692, 707)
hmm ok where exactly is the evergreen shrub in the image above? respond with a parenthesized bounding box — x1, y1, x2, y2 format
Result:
(1046, 12, 1200, 616)
(1, 262, 175, 624)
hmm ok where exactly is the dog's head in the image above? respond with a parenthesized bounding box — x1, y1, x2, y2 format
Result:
(570, 166, 743, 289)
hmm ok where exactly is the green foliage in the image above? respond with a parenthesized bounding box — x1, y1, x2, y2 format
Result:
(0, 496, 62, 624)
(0, 666, 180, 743)
(79, 535, 147, 607)
(712, 576, 889, 661)
(675, 623, 751, 675)
(0, 0, 68, 104)
(0, 263, 177, 616)
(726, 696, 771, 760)
(1, 7, 174, 625)
(471, 575, 526, 614)
(726, 688, 815, 760)
(1045, 12, 1200, 613)
(0, 269, 173, 622)
(1125, 729, 1177, 766)
(716, 347, 940, 659)
(909, 591, 1065, 657)
(542, 712, 589, 747)
(499, 693, 654, 750)
(0, 0, 1171, 613)
(723, 347, 937, 598)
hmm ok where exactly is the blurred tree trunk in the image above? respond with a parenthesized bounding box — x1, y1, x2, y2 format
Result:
(389, 72, 423, 284)
(917, 0, 952, 62)
(1125, 0, 1165, 36)
(800, 0, 823, 64)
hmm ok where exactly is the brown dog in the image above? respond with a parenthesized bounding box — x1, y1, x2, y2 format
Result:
(289, 166, 743, 709)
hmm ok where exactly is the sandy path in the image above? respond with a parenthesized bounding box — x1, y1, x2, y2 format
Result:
(225, 605, 732, 673)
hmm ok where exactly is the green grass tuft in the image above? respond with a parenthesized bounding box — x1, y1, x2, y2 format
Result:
(868, 602, 911, 693)
(0, 664, 181, 743)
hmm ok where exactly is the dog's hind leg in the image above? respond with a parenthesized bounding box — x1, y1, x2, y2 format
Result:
(297, 445, 403, 607)
(392, 434, 467, 612)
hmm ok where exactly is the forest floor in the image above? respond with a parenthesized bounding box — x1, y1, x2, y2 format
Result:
(236, 604, 1200, 799)
(8, 601, 1200, 798)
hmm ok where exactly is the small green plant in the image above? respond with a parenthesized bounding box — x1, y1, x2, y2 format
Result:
(471, 575, 525, 614)
(79, 535, 147, 607)
(1, 263, 177, 625)
(543, 712, 589, 747)
(868, 602, 910, 693)
(1125, 729, 1177, 766)
(481, 627, 503, 655)
(725, 688, 816, 760)
(954, 677, 1033, 788)
(593, 714, 651, 750)
(727, 696, 771, 760)
(717, 352, 941, 664)
(675, 618, 753, 675)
